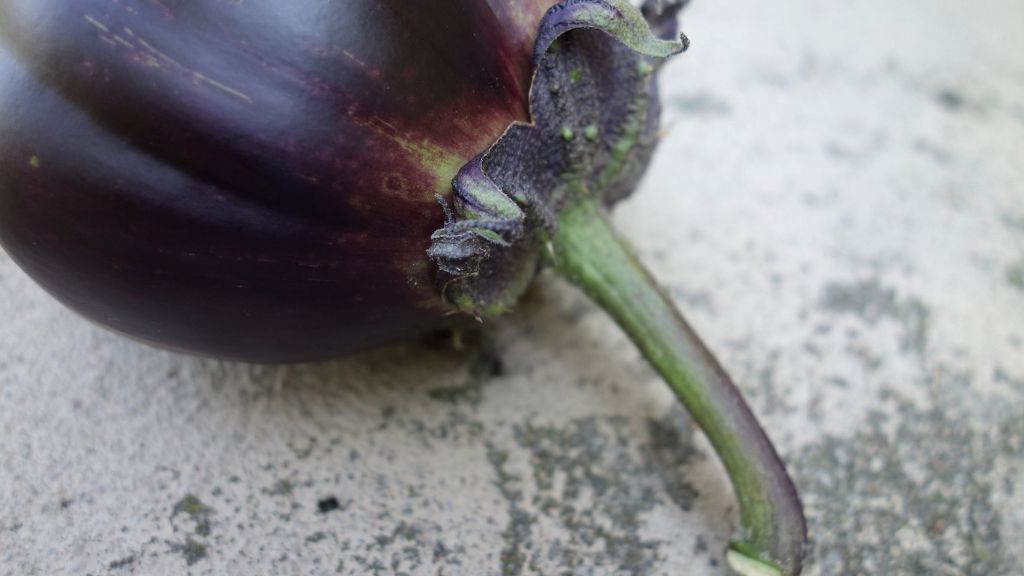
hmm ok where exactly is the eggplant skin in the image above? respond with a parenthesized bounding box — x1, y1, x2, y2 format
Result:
(0, 0, 557, 362)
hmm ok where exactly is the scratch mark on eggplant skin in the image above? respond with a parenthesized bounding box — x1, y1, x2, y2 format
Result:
(341, 49, 382, 79)
(112, 35, 135, 49)
(135, 37, 180, 68)
(83, 14, 253, 104)
(84, 15, 109, 33)
(196, 74, 253, 103)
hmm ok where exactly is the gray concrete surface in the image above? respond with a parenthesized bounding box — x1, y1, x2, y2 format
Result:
(2, 0, 1024, 574)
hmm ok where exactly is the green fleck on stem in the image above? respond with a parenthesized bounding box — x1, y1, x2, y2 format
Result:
(548, 197, 806, 575)
(28, 155, 40, 168)
(561, 126, 574, 141)
(584, 124, 599, 141)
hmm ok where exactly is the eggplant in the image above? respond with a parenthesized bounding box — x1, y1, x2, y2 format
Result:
(0, 0, 562, 360)
(0, 1, 806, 573)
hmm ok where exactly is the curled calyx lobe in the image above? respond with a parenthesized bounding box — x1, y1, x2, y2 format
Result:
(427, 0, 688, 315)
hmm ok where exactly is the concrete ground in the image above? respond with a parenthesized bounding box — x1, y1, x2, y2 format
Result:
(2, 0, 1023, 574)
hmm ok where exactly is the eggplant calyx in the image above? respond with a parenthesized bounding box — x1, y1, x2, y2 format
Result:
(427, 0, 686, 317)
(426, 156, 536, 317)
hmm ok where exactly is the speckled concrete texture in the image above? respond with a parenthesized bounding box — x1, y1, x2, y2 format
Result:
(2, 1, 1023, 575)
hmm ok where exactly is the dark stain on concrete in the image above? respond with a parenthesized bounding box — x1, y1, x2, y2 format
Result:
(820, 279, 930, 354)
(470, 347, 505, 380)
(171, 537, 208, 567)
(994, 367, 1024, 394)
(794, 393, 1022, 575)
(1002, 214, 1024, 233)
(107, 555, 135, 570)
(169, 494, 213, 566)
(753, 349, 795, 416)
(486, 441, 534, 576)
(826, 376, 850, 389)
(266, 479, 293, 496)
(334, 520, 464, 575)
(668, 92, 732, 116)
(487, 415, 702, 575)
(427, 382, 484, 405)
(1006, 262, 1024, 291)
(429, 346, 504, 406)
(171, 494, 213, 537)
(317, 496, 342, 514)
(912, 139, 953, 165)
(305, 531, 327, 543)
(373, 522, 426, 571)
(669, 285, 717, 315)
(645, 410, 702, 512)
(935, 88, 966, 112)
(825, 132, 888, 163)
(287, 436, 318, 459)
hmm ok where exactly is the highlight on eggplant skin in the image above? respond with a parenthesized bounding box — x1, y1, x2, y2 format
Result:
(0, 0, 559, 361)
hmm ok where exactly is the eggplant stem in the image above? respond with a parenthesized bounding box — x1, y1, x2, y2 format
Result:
(547, 197, 806, 575)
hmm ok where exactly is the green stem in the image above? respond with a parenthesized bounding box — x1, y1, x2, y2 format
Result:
(548, 197, 806, 575)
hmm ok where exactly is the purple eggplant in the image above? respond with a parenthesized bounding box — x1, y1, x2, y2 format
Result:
(0, 1, 806, 573)
(0, 0, 560, 360)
